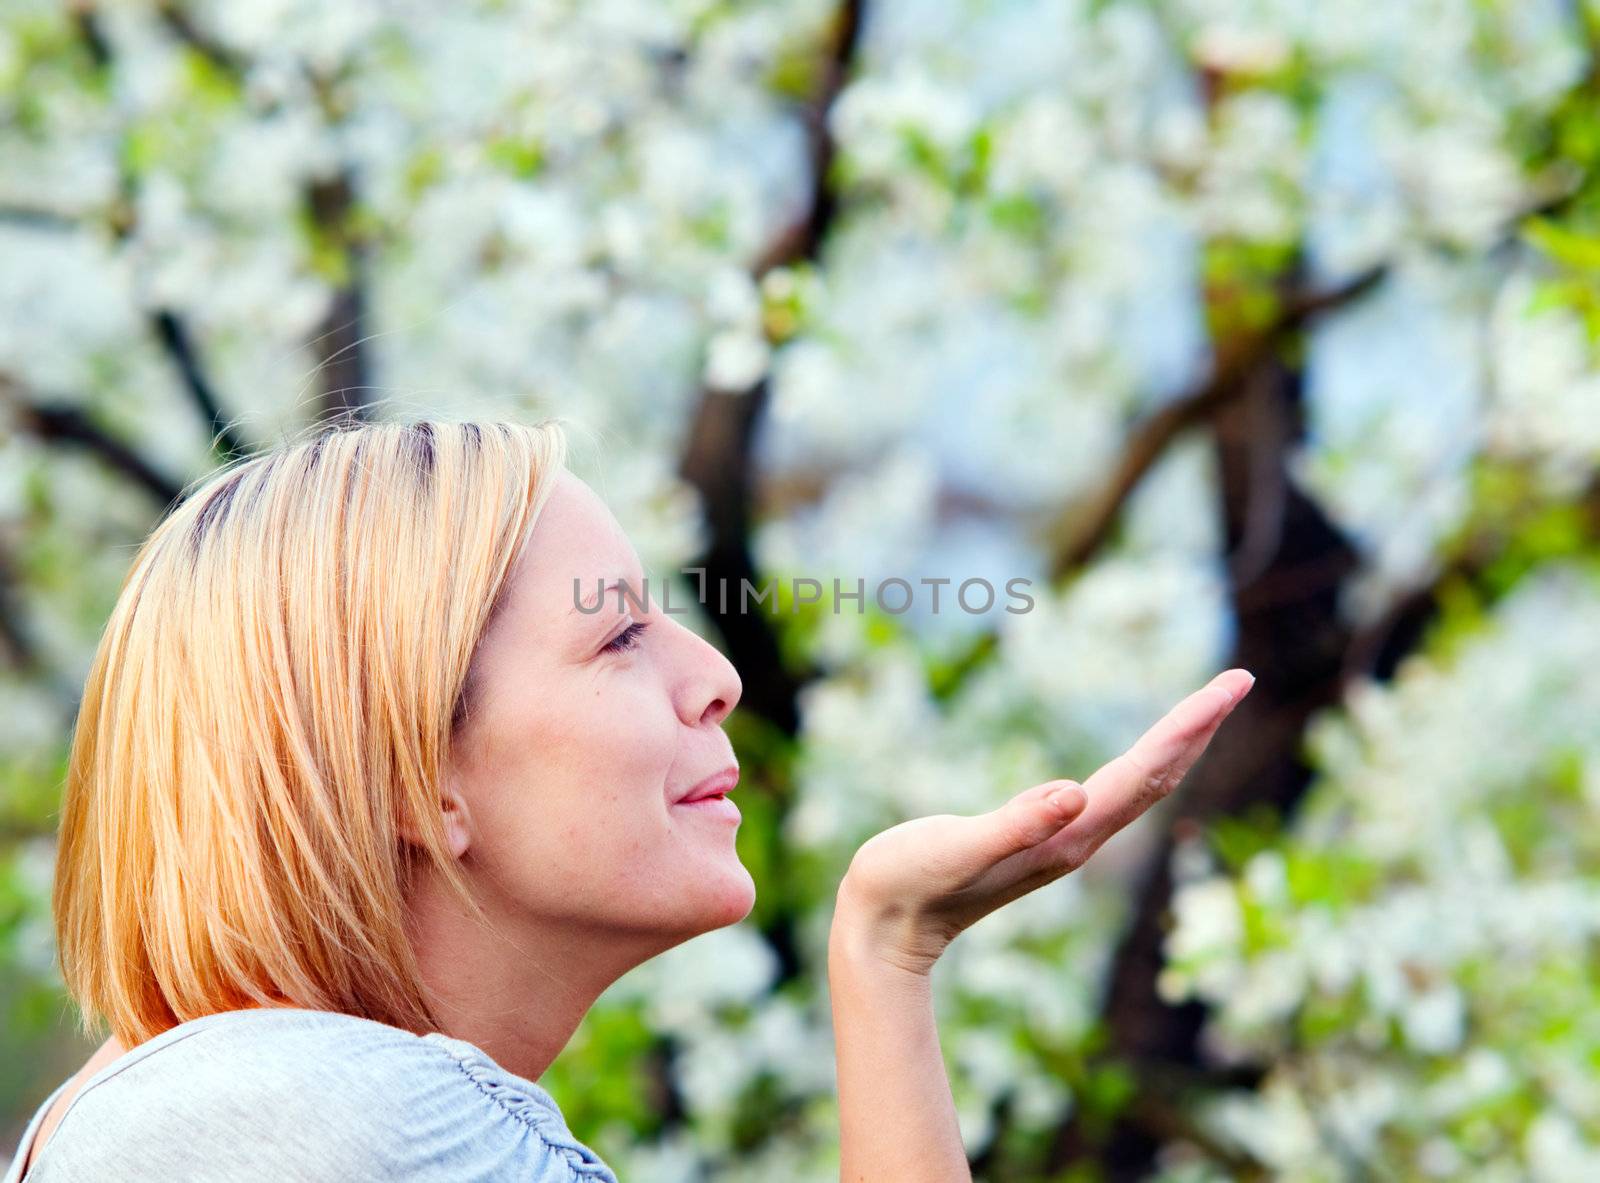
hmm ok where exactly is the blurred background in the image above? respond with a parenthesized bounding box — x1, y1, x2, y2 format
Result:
(3, 0, 1600, 1179)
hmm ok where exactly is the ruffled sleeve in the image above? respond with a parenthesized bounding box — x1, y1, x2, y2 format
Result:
(418, 1031, 619, 1181)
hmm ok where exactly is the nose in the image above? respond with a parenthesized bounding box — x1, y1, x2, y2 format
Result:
(667, 614, 742, 728)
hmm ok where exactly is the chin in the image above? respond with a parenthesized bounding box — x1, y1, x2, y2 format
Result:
(699, 861, 758, 929)
(668, 858, 756, 938)
(615, 849, 757, 941)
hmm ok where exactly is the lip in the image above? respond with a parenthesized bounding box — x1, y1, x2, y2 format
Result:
(674, 766, 739, 805)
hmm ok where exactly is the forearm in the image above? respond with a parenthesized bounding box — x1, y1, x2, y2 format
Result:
(819, 674, 1252, 1180)
(828, 912, 970, 1183)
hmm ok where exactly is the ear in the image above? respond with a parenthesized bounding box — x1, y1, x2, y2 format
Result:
(401, 773, 474, 860)
(437, 775, 473, 860)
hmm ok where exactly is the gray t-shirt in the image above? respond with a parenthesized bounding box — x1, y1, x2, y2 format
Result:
(3, 1007, 619, 1182)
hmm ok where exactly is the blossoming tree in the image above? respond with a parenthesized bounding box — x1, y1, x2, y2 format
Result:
(3, 0, 1599, 1178)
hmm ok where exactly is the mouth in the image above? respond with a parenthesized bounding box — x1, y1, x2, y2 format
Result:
(672, 766, 741, 822)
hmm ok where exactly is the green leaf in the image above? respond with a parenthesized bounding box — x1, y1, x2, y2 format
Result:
(1524, 216, 1600, 272)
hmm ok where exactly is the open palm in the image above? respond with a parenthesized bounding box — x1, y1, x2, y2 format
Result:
(836, 669, 1255, 974)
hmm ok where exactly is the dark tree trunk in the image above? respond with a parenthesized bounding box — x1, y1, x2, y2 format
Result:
(1051, 355, 1363, 1179)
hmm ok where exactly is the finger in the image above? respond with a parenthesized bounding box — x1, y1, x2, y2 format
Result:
(960, 778, 1088, 869)
(1065, 668, 1253, 859)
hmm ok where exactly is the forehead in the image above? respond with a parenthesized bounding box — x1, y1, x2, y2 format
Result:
(511, 470, 639, 615)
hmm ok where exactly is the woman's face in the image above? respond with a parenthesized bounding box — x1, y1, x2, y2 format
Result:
(442, 469, 752, 948)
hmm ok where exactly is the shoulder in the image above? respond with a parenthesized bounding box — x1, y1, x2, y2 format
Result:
(30, 1009, 618, 1183)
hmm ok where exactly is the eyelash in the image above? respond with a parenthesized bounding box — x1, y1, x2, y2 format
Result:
(602, 621, 650, 654)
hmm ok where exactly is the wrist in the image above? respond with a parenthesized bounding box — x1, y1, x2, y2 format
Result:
(830, 876, 946, 980)
(828, 928, 937, 1014)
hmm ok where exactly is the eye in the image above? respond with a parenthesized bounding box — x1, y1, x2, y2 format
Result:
(602, 621, 650, 654)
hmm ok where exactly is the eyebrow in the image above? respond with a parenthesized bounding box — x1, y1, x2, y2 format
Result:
(572, 579, 619, 615)
(571, 576, 650, 616)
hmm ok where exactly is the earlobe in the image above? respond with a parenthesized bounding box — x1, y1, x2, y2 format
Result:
(439, 777, 473, 859)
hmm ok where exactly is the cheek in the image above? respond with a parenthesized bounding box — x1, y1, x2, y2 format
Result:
(561, 679, 679, 793)
(484, 680, 681, 850)
(463, 675, 749, 928)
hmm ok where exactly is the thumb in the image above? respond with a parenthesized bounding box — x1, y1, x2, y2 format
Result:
(969, 779, 1086, 866)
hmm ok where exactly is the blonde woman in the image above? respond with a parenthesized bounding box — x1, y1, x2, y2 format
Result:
(4, 418, 1252, 1182)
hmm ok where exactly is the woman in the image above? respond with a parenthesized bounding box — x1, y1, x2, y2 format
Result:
(5, 418, 1252, 1182)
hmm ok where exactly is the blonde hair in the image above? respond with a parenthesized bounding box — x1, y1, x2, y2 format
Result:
(53, 416, 569, 1047)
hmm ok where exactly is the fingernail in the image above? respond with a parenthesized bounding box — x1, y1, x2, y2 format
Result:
(1047, 784, 1086, 814)
(1212, 674, 1243, 707)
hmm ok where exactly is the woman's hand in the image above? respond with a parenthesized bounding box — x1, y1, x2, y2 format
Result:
(832, 668, 1255, 977)
(828, 668, 1255, 1182)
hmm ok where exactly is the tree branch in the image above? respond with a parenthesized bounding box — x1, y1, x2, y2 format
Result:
(3, 380, 185, 508)
(150, 310, 256, 461)
(1341, 467, 1600, 688)
(749, 0, 865, 279)
(1044, 266, 1385, 581)
(67, 1, 111, 69)
(0, 204, 85, 231)
(302, 169, 375, 424)
(0, 539, 43, 673)
(154, 0, 246, 76)
(0, 817, 62, 846)
(677, 0, 866, 737)
(144, 4, 372, 424)
(1046, 351, 1363, 1180)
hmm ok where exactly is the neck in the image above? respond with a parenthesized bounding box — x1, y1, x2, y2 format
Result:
(404, 864, 672, 1082)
